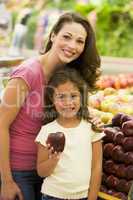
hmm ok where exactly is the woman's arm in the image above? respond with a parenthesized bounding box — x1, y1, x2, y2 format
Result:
(88, 140, 103, 200)
(0, 78, 29, 200)
(37, 143, 60, 177)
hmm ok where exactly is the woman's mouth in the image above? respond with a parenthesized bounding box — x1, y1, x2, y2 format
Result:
(63, 49, 75, 57)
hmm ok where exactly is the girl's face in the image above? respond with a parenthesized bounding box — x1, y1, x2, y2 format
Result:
(51, 22, 87, 64)
(53, 81, 81, 119)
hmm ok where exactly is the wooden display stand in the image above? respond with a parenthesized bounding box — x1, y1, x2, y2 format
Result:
(0, 56, 24, 68)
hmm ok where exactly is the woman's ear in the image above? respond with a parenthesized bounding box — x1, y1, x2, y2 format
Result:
(50, 33, 56, 42)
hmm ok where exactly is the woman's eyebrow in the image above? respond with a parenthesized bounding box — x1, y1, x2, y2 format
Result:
(64, 32, 85, 40)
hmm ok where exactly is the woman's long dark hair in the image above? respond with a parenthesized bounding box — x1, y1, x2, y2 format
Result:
(43, 68, 90, 125)
(41, 12, 101, 91)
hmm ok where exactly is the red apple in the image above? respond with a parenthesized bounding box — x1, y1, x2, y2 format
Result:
(112, 145, 125, 163)
(46, 132, 65, 152)
(119, 78, 128, 88)
(113, 131, 124, 145)
(103, 160, 116, 175)
(122, 137, 133, 152)
(112, 113, 124, 127)
(115, 164, 126, 178)
(106, 175, 119, 188)
(103, 127, 117, 142)
(103, 143, 115, 158)
(121, 115, 133, 125)
(124, 152, 133, 165)
(122, 120, 133, 136)
(126, 165, 133, 180)
(116, 179, 127, 192)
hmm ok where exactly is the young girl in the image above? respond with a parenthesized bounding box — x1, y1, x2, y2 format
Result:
(36, 68, 104, 200)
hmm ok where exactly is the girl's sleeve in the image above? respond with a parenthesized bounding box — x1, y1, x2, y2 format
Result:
(10, 64, 34, 91)
(35, 126, 49, 147)
(91, 129, 105, 143)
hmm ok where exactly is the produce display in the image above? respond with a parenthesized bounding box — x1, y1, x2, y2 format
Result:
(96, 74, 133, 90)
(101, 113, 133, 200)
(88, 73, 133, 124)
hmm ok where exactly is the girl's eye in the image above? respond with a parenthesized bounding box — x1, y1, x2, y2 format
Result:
(55, 94, 66, 100)
(71, 94, 80, 99)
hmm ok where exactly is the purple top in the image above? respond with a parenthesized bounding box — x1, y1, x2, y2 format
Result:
(9, 58, 45, 170)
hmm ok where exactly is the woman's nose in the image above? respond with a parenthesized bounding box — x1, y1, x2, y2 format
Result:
(68, 40, 76, 49)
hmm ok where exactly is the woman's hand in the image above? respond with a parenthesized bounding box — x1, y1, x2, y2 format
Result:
(1, 179, 24, 200)
(90, 116, 104, 132)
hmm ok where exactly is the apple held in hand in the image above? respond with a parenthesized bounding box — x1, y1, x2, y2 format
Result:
(46, 132, 65, 153)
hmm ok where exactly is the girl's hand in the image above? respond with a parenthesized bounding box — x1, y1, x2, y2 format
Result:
(1, 179, 24, 200)
(46, 144, 61, 161)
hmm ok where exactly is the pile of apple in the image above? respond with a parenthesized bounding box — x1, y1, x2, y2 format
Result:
(88, 87, 133, 124)
(101, 113, 133, 199)
(96, 74, 133, 90)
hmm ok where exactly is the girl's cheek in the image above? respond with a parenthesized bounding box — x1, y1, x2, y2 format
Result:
(55, 101, 64, 108)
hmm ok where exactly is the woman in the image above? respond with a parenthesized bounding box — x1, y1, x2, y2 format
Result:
(0, 12, 100, 200)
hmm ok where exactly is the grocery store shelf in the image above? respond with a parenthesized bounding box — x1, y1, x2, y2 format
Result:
(0, 56, 24, 68)
(101, 56, 133, 74)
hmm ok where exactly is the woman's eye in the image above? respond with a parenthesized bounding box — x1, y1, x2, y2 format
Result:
(63, 35, 71, 39)
(77, 40, 85, 44)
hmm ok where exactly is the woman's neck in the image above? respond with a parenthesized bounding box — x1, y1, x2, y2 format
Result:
(57, 117, 81, 128)
(39, 51, 65, 81)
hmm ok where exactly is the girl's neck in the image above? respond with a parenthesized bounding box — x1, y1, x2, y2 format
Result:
(39, 51, 65, 81)
(56, 117, 81, 128)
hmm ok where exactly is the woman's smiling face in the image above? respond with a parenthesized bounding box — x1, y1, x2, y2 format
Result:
(50, 22, 87, 64)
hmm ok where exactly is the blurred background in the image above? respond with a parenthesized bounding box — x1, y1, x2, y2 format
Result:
(0, 0, 133, 58)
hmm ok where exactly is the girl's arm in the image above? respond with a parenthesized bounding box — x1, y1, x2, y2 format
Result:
(88, 140, 103, 200)
(0, 78, 29, 200)
(37, 143, 61, 177)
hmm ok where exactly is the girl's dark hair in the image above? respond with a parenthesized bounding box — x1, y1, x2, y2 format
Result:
(43, 68, 90, 125)
(41, 12, 101, 91)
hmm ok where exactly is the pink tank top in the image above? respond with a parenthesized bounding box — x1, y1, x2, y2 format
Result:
(10, 58, 46, 170)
